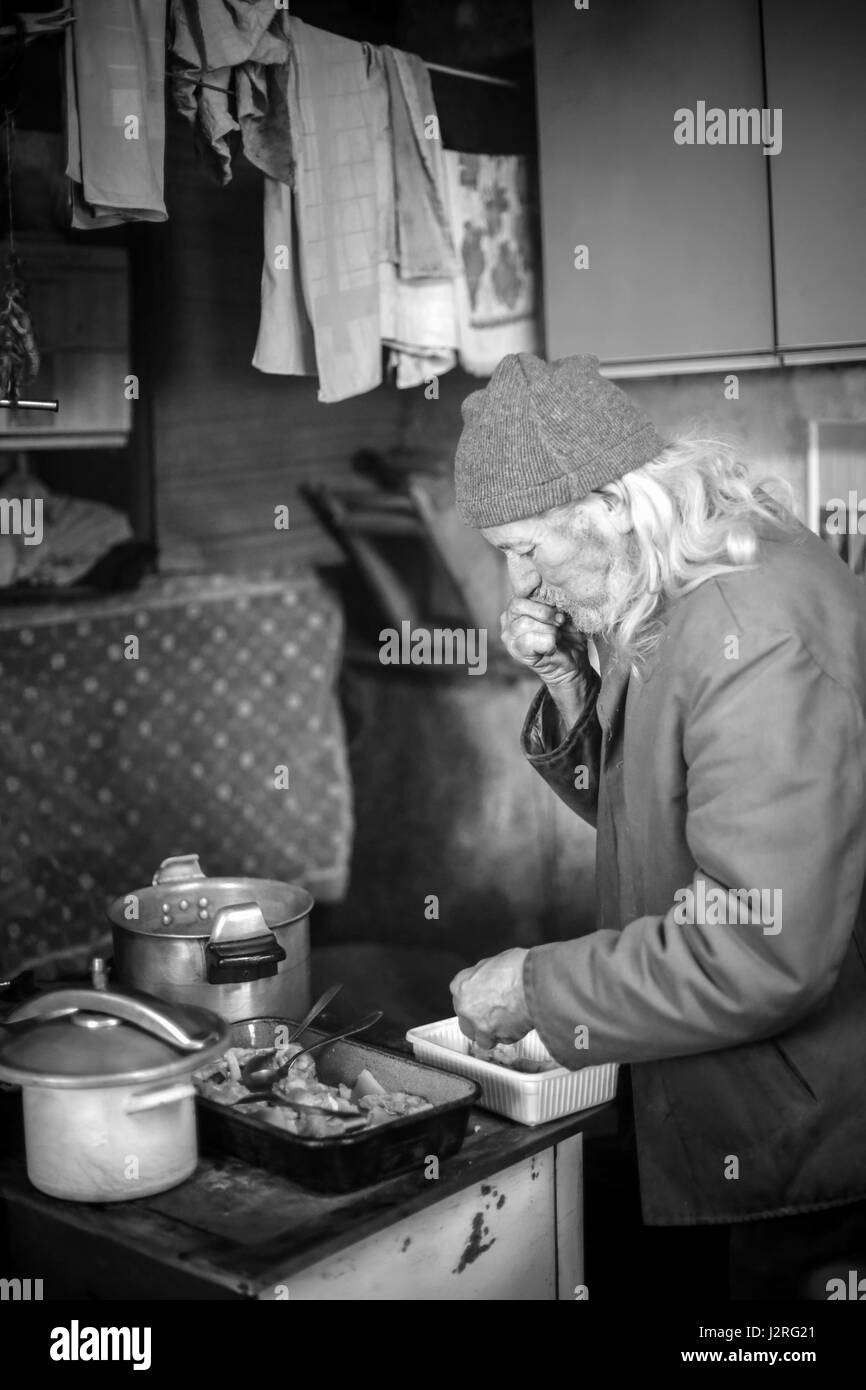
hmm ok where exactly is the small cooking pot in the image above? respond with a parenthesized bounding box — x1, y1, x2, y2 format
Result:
(107, 854, 313, 1024)
(0, 986, 230, 1202)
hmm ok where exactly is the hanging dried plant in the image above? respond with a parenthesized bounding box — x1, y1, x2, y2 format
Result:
(0, 252, 40, 397)
(0, 108, 40, 400)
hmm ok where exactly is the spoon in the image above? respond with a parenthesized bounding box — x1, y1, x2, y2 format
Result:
(240, 982, 343, 1091)
(240, 1009, 384, 1093)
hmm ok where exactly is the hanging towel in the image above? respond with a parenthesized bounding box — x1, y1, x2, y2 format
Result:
(169, 0, 294, 186)
(378, 47, 458, 389)
(381, 48, 458, 279)
(253, 19, 390, 403)
(254, 178, 317, 378)
(64, 0, 167, 228)
(442, 150, 541, 376)
(379, 265, 456, 389)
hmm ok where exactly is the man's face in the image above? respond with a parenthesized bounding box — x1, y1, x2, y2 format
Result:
(482, 497, 634, 634)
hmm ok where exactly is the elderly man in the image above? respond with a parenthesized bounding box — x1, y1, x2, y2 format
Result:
(450, 352, 866, 1300)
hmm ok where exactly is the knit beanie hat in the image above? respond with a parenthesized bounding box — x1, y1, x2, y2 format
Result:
(454, 353, 668, 527)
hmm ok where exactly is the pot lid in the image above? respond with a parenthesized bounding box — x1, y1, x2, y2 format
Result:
(0, 986, 230, 1089)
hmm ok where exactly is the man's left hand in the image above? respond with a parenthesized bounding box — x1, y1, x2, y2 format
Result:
(450, 948, 532, 1050)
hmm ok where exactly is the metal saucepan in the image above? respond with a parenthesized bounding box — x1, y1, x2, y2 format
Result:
(107, 854, 314, 1024)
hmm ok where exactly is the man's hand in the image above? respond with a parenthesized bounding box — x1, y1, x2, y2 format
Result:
(450, 947, 532, 1051)
(500, 595, 594, 728)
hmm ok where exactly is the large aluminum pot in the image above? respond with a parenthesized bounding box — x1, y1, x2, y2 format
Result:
(107, 854, 313, 1024)
(0, 986, 230, 1202)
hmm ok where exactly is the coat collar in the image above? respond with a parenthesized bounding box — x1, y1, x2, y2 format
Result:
(594, 595, 676, 729)
(594, 636, 630, 733)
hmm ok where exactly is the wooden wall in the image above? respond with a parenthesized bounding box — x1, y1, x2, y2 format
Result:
(134, 109, 400, 571)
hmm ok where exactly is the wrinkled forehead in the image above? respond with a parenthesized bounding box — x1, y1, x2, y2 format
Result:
(481, 496, 603, 550)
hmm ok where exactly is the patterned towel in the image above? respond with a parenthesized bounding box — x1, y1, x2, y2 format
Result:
(443, 150, 541, 375)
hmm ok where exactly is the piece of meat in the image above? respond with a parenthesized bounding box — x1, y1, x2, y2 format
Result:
(271, 1042, 318, 1082)
(469, 1041, 558, 1073)
(359, 1092, 433, 1122)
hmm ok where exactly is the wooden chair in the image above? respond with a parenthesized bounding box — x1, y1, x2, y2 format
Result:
(303, 475, 520, 679)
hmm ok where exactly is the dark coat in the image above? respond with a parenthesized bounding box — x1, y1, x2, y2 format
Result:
(522, 525, 866, 1223)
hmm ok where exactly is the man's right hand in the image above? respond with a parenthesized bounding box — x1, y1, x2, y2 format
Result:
(500, 595, 595, 727)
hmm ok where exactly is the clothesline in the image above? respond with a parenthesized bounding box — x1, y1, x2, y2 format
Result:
(178, 59, 520, 98)
(0, 10, 521, 92)
(421, 62, 519, 89)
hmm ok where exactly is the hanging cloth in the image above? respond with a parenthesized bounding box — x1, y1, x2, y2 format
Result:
(169, 0, 294, 186)
(442, 150, 541, 375)
(64, 0, 167, 228)
(380, 47, 457, 279)
(378, 46, 458, 389)
(253, 19, 390, 403)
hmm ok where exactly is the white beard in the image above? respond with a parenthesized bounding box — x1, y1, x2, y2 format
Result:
(536, 551, 634, 636)
(537, 584, 605, 633)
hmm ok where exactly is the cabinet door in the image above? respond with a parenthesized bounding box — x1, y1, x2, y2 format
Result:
(533, 0, 775, 367)
(763, 0, 866, 353)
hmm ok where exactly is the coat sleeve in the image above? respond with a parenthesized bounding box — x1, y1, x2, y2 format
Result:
(524, 627, 866, 1068)
(520, 675, 603, 828)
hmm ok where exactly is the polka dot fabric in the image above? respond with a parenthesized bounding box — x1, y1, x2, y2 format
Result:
(0, 572, 353, 973)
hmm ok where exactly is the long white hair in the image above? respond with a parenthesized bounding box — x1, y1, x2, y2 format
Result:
(575, 436, 800, 671)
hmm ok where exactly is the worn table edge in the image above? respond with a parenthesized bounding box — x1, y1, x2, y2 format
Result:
(0, 1102, 614, 1299)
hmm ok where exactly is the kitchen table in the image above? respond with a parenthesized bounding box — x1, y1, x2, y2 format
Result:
(0, 1094, 612, 1301)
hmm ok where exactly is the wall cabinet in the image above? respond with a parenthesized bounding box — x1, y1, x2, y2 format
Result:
(763, 0, 866, 359)
(533, 0, 866, 373)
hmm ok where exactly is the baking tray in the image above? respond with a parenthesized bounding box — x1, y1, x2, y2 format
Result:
(195, 1018, 481, 1194)
(406, 1018, 619, 1126)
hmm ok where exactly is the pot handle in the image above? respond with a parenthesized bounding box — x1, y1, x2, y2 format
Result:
(7, 989, 220, 1053)
(152, 854, 207, 886)
(205, 903, 287, 985)
(125, 1081, 196, 1114)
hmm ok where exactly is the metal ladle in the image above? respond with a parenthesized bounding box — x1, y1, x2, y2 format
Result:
(238, 1009, 384, 1094)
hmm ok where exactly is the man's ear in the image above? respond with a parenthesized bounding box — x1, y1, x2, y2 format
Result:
(609, 508, 634, 535)
(601, 491, 633, 535)
(579, 490, 629, 534)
